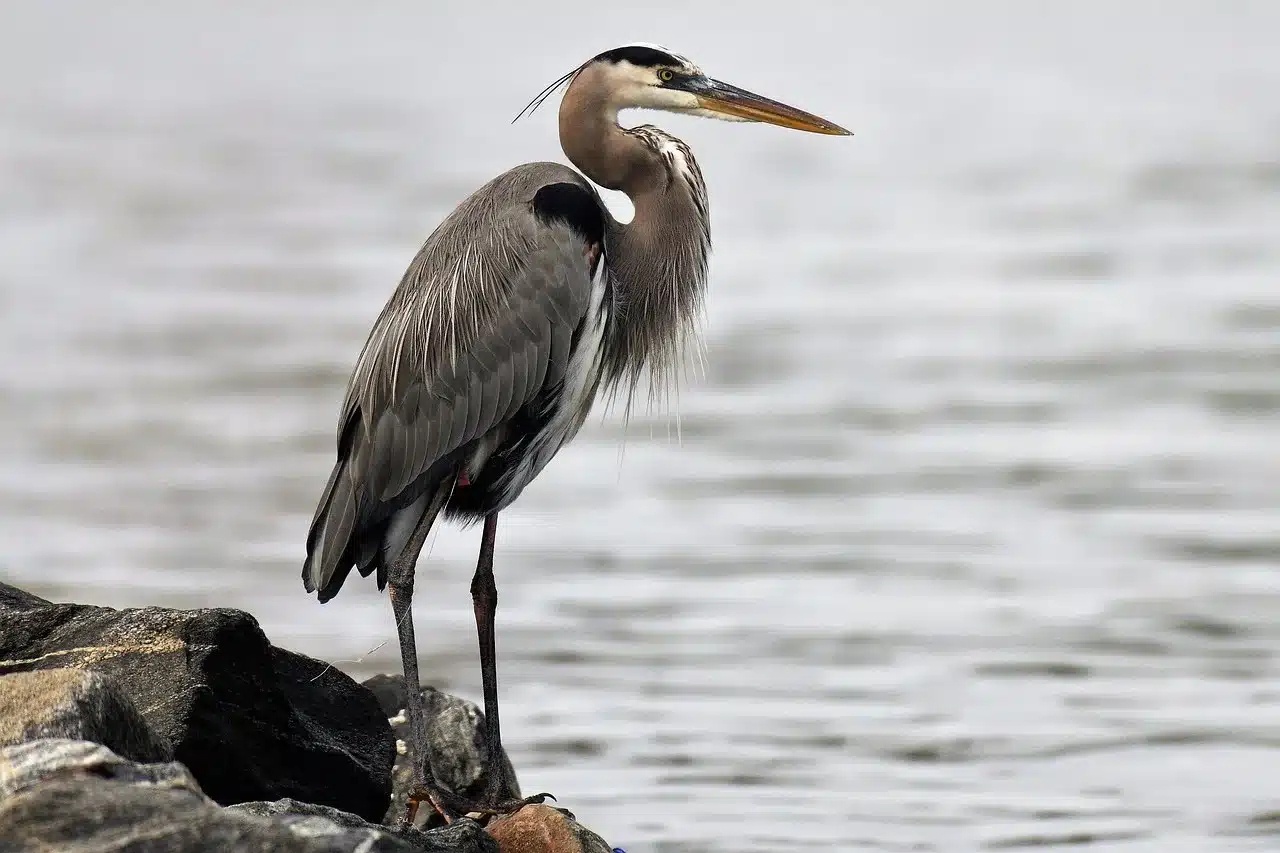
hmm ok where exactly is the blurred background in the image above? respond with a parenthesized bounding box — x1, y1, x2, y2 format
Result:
(2, 2, 1278, 850)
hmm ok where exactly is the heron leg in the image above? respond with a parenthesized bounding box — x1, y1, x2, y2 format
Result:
(394, 505, 551, 826)
(463, 512, 563, 819)
(471, 513, 506, 805)
(461, 513, 556, 817)
(387, 504, 470, 827)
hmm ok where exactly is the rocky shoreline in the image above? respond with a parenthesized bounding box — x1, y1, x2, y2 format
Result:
(0, 582, 613, 853)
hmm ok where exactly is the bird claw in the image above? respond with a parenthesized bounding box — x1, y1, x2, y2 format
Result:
(405, 786, 558, 826)
(466, 791, 558, 819)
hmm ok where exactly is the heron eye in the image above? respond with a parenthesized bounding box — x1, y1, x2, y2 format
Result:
(658, 69, 674, 82)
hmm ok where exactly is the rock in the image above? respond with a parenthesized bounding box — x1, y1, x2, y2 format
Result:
(0, 738, 203, 801)
(362, 674, 520, 826)
(0, 583, 50, 610)
(485, 805, 616, 853)
(0, 739, 497, 853)
(2, 778, 315, 853)
(0, 668, 171, 762)
(0, 583, 394, 821)
(230, 799, 498, 853)
(361, 679, 612, 851)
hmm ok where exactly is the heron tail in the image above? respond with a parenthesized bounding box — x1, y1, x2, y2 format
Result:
(302, 457, 360, 603)
(304, 460, 454, 603)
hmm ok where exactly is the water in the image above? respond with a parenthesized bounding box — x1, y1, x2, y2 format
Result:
(2, 2, 1279, 850)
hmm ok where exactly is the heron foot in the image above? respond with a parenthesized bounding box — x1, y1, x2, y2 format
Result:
(404, 786, 556, 827)
(400, 781, 458, 828)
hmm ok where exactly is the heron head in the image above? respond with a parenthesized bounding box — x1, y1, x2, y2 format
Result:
(517, 43, 851, 136)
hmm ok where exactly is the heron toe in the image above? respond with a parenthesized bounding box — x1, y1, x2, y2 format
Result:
(406, 784, 556, 826)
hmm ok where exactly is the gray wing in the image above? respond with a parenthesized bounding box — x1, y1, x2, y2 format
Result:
(303, 163, 602, 600)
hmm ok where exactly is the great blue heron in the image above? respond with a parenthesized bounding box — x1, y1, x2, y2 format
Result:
(302, 43, 849, 823)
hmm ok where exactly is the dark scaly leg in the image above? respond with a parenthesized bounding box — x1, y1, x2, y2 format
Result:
(388, 492, 476, 827)
(471, 513, 505, 804)
(398, 507, 549, 825)
(470, 513, 554, 813)
(389, 578, 454, 826)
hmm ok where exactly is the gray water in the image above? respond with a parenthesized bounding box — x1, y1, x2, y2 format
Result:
(2, 3, 1279, 850)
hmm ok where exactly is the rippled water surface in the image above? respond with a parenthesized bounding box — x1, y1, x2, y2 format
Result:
(3, 3, 1279, 850)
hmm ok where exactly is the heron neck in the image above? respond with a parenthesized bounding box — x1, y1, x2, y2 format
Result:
(559, 74, 711, 408)
(598, 140, 711, 410)
(559, 93, 652, 193)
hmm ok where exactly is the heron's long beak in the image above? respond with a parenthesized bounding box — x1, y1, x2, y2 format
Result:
(686, 76, 851, 136)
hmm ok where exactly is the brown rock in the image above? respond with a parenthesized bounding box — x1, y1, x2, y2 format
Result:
(484, 805, 614, 853)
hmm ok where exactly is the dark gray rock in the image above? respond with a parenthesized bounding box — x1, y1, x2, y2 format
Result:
(0, 739, 203, 801)
(230, 799, 498, 853)
(0, 583, 394, 821)
(0, 668, 171, 762)
(0, 583, 50, 609)
(0, 740, 497, 853)
(362, 674, 519, 827)
(2, 779, 320, 853)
